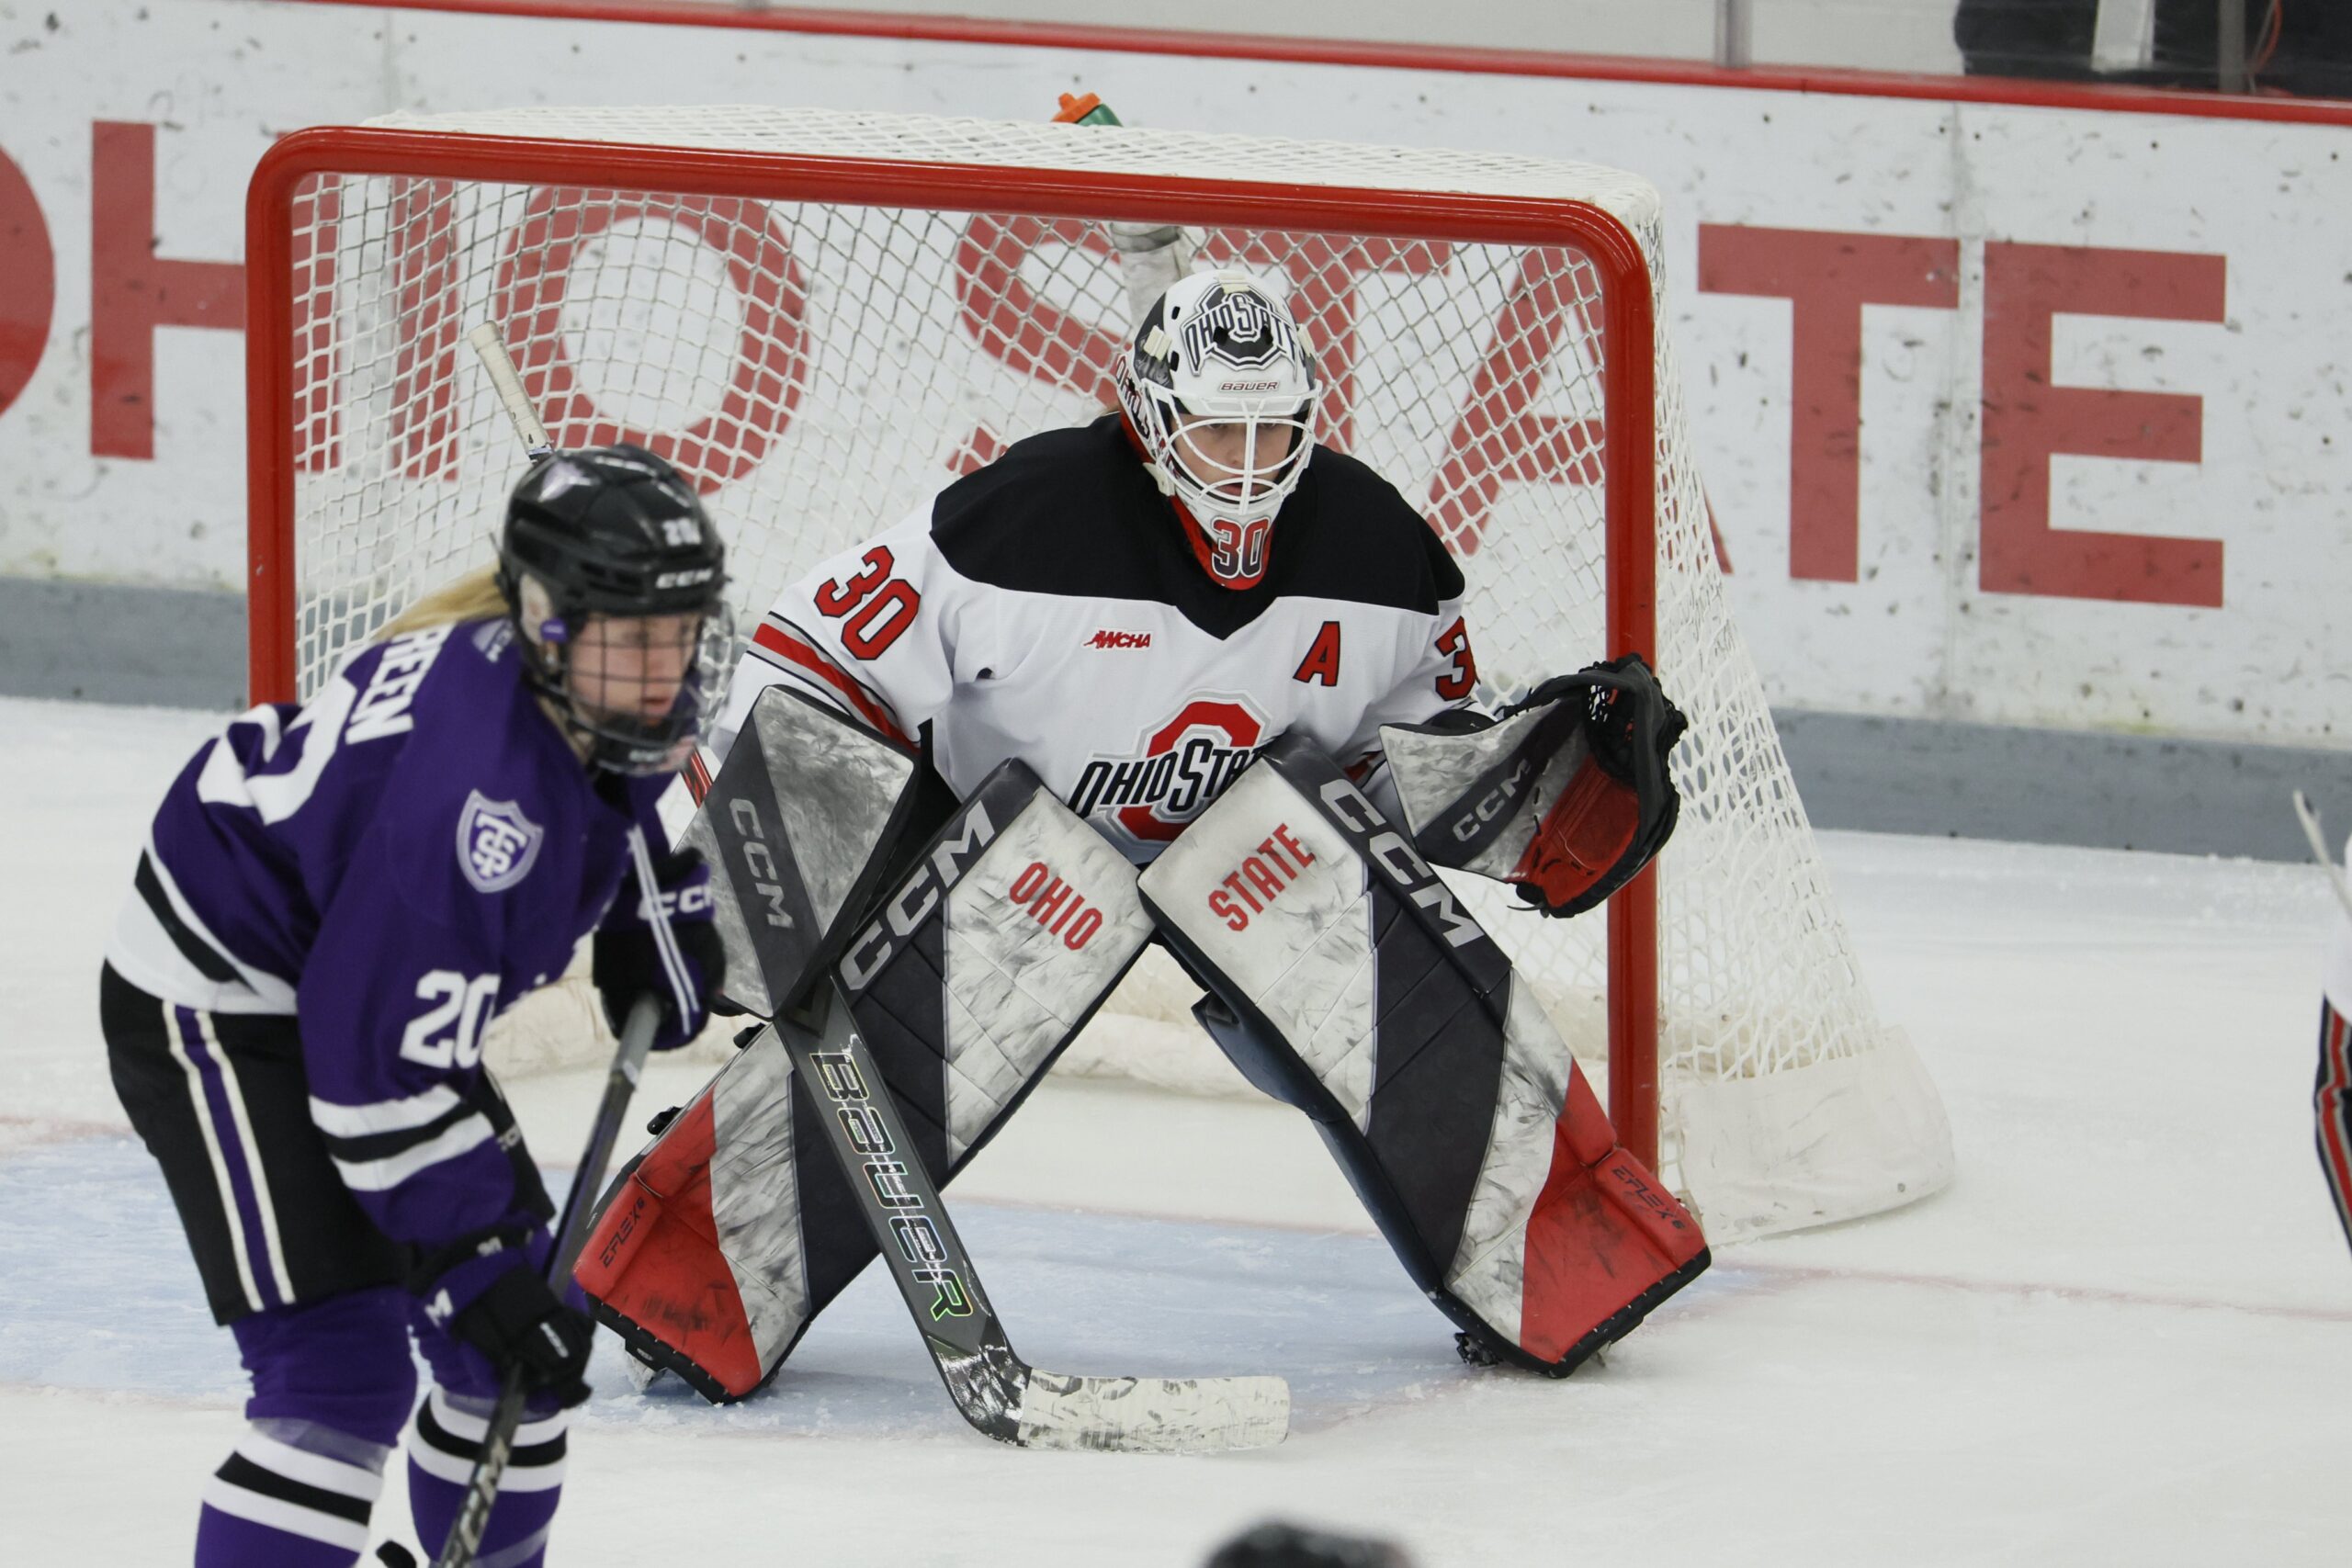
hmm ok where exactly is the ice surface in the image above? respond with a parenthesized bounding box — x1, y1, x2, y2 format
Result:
(4, 694, 2349, 1565)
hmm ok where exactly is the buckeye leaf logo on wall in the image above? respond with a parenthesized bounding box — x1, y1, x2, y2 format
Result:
(457, 790, 546, 894)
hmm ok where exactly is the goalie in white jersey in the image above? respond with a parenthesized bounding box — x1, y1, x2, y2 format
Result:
(716, 270, 1480, 862)
(581, 272, 1710, 1401)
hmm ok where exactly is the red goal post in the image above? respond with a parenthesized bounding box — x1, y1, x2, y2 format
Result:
(241, 108, 1946, 1237)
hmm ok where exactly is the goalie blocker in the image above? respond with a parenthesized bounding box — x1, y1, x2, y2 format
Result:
(577, 701, 1154, 1399)
(1137, 733, 1707, 1374)
(1382, 652, 1686, 919)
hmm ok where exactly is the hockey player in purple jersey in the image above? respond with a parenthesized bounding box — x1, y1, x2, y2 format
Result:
(100, 446, 730, 1566)
(582, 273, 1709, 1407)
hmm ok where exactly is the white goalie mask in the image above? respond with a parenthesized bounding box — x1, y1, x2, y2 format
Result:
(1114, 271, 1318, 590)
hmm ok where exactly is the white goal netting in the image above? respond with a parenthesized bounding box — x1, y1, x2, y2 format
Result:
(256, 106, 1951, 1238)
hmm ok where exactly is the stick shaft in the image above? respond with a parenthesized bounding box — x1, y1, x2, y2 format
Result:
(467, 322, 553, 457)
(433, 829, 673, 1566)
(774, 988, 1011, 1410)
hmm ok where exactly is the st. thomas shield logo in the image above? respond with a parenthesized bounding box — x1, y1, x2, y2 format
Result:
(456, 791, 545, 894)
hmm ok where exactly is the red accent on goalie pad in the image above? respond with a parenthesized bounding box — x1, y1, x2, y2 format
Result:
(1510, 754, 1640, 910)
(1518, 1064, 1708, 1365)
(571, 1091, 769, 1400)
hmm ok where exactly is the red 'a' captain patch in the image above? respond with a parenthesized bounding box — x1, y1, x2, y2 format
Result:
(1294, 620, 1342, 686)
(1085, 629, 1152, 649)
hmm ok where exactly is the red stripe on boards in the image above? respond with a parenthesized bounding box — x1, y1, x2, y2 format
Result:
(258, 0, 2352, 130)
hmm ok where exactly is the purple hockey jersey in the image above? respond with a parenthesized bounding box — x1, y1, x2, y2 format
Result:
(107, 617, 674, 1253)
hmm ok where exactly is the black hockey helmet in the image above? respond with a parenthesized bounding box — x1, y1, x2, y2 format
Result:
(497, 444, 732, 775)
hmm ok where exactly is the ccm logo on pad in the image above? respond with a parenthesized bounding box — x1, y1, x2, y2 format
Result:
(728, 798, 797, 930)
(1318, 778, 1483, 950)
(840, 805, 999, 989)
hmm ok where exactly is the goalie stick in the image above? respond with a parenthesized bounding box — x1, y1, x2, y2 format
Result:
(765, 982, 1290, 1454)
(671, 691, 1288, 1451)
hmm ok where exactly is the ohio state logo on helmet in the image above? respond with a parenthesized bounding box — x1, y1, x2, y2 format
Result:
(1067, 696, 1269, 845)
(1179, 287, 1305, 378)
(1115, 272, 1319, 593)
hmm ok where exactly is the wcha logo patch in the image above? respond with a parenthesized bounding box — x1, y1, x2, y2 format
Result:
(456, 790, 545, 894)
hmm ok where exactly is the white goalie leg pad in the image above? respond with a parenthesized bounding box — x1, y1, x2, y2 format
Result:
(840, 761, 1157, 1163)
(581, 761, 1155, 1401)
(1142, 735, 1708, 1374)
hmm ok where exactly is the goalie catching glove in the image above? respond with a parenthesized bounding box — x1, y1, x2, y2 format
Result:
(1380, 651, 1687, 917)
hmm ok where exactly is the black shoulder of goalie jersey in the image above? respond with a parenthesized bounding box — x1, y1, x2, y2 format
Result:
(1290, 440, 1467, 610)
(929, 415, 1464, 637)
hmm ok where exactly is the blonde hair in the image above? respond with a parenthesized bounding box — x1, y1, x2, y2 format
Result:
(375, 564, 508, 640)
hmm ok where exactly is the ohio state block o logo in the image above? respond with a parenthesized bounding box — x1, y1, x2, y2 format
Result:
(1068, 696, 1271, 844)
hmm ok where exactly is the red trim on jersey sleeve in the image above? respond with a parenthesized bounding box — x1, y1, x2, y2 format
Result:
(750, 621, 910, 743)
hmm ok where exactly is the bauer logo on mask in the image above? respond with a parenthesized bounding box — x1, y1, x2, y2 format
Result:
(456, 790, 545, 893)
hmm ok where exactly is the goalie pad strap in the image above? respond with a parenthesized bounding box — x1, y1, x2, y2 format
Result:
(1138, 734, 1707, 1373)
(579, 749, 1154, 1400)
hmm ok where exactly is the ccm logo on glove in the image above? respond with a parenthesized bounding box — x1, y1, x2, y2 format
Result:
(1206, 824, 1318, 932)
(1449, 755, 1534, 843)
(1005, 860, 1107, 950)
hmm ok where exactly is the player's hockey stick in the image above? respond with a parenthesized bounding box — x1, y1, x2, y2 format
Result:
(769, 980, 1291, 1455)
(467, 322, 554, 458)
(379, 829, 677, 1568)
(425, 993, 662, 1566)
(2292, 792, 2352, 921)
(387, 327, 580, 1565)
